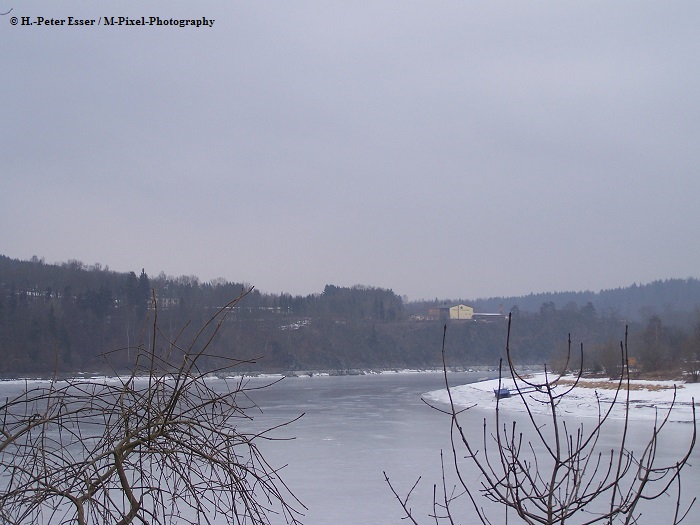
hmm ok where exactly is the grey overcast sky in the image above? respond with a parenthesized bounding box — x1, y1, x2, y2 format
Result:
(2, 1, 699, 300)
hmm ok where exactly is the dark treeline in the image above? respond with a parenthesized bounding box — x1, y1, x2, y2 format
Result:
(425, 278, 700, 325)
(1, 255, 699, 377)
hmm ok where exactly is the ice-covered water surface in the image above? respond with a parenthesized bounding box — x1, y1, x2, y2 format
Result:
(1, 372, 697, 524)
(238, 371, 489, 525)
(241, 373, 699, 525)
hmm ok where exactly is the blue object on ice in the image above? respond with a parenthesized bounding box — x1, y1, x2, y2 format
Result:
(494, 387, 511, 399)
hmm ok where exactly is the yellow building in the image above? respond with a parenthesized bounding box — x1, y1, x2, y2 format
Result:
(449, 304, 473, 320)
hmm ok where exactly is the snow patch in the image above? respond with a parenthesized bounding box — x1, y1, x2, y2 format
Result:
(424, 374, 699, 423)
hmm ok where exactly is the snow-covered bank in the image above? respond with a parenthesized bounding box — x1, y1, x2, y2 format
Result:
(424, 374, 699, 423)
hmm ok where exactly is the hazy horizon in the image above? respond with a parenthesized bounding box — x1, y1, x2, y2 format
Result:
(4, 2, 699, 301)
(5, 252, 696, 304)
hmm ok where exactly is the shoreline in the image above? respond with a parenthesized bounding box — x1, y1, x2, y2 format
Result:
(0, 366, 503, 384)
(424, 373, 699, 423)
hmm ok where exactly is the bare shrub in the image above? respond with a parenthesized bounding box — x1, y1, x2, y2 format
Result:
(0, 289, 304, 525)
(387, 316, 697, 524)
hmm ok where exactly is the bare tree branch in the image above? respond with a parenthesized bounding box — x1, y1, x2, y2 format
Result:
(0, 288, 305, 525)
(387, 316, 697, 525)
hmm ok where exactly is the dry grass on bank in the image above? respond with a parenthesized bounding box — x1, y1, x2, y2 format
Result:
(556, 378, 682, 391)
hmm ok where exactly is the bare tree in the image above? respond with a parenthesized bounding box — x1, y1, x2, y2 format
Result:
(0, 289, 304, 525)
(386, 316, 697, 524)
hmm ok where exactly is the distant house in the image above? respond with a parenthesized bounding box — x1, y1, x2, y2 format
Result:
(156, 297, 179, 309)
(428, 304, 474, 321)
(428, 306, 451, 320)
(449, 304, 473, 320)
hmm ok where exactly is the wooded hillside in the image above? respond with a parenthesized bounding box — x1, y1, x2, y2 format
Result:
(1, 255, 698, 375)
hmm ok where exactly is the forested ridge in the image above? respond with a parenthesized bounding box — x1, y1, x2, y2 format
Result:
(1, 254, 699, 375)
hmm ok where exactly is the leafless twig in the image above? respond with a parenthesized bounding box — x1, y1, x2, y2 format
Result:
(0, 288, 305, 525)
(387, 316, 697, 524)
